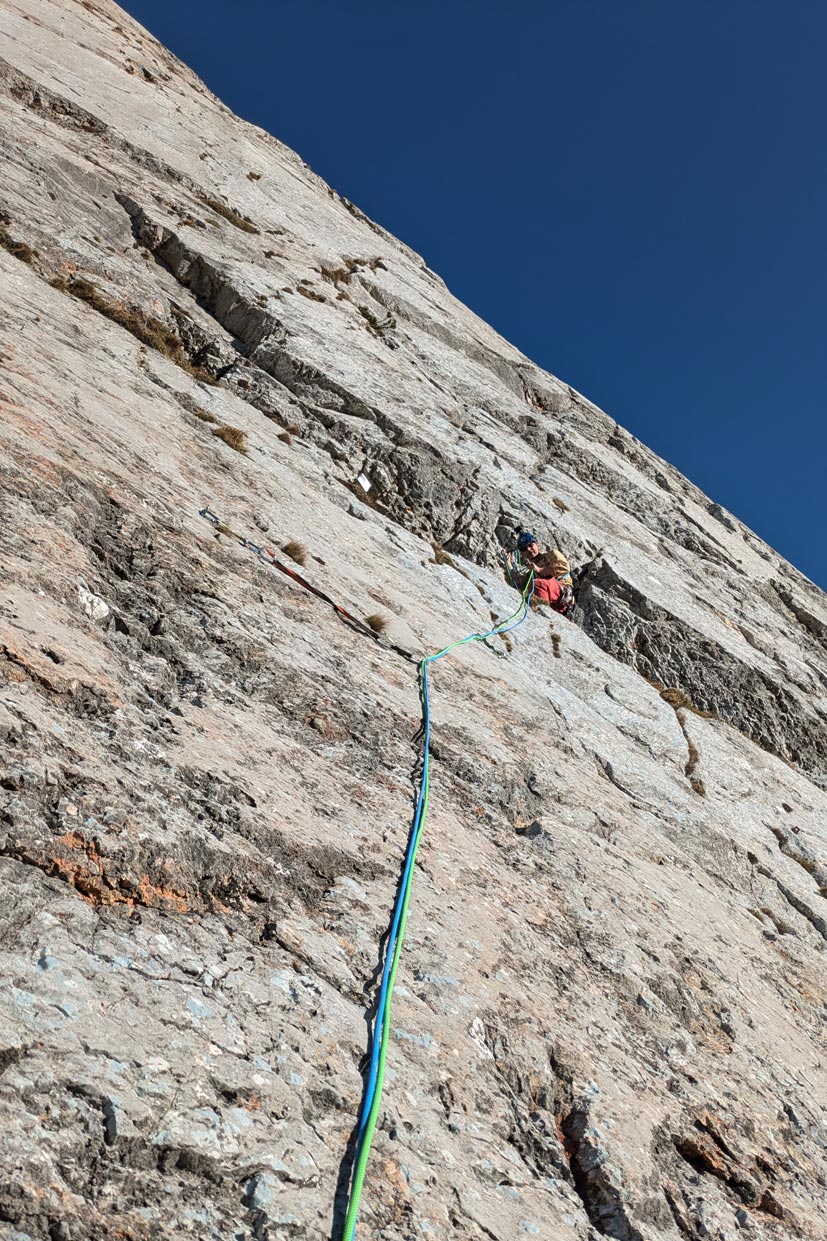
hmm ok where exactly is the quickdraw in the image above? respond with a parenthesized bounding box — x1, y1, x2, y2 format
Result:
(199, 506, 384, 643)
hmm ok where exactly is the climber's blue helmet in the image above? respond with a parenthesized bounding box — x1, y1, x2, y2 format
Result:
(517, 531, 539, 551)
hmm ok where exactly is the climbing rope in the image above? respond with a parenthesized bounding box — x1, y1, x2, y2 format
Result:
(501, 543, 529, 591)
(197, 506, 534, 1237)
(342, 569, 535, 1240)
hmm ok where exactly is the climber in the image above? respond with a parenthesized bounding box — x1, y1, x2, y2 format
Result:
(532, 550, 576, 617)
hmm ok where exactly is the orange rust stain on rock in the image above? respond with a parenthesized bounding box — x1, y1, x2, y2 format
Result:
(1, 641, 61, 692)
(1, 660, 29, 685)
(49, 832, 190, 912)
(677, 1132, 730, 1180)
(3, 640, 126, 712)
(381, 1159, 410, 1197)
(135, 875, 188, 913)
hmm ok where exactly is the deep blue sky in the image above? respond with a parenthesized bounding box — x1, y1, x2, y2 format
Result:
(123, 0, 826, 589)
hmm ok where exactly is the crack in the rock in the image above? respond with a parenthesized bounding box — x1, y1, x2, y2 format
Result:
(672, 1111, 788, 1221)
(755, 863, 827, 944)
(577, 558, 827, 786)
(662, 1182, 700, 1239)
(560, 1103, 644, 1240)
(766, 824, 827, 891)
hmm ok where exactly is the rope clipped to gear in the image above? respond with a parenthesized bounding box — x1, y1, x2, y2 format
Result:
(342, 569, 535, 1240)
(199, 506, 397, 645)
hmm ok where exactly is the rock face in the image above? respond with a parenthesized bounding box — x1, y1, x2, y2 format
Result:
(1, 2, 827, 1238)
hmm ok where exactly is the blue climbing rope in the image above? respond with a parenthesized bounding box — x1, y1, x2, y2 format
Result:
(196, 505, 532, 1236)
(342, 568, 535, 1239)
(502, 543, 530, 591)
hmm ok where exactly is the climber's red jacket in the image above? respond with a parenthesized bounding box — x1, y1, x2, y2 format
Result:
(533, 576, 564, 608)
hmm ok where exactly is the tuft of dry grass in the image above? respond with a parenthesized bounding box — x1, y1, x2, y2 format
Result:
(660, 687, 693, 711)
(0, 220, 37, 264)
(551, 632, 562, 658)
(278, 431, 294, 445)
(758, 907, 793, 934)
(54, 275, 216, 383)
(658, 686, 720, 720)
(198, 194, 260, 234)
(684, 737, 700, 776)
(211, 425, 248, 454)
(281, 541, 307, 566)
(431, 543, 470, 579)
(769, 827, 819, 876)
(321, 257, 382, 287)
(192, 407, 218, 423)
(247, 171, 262, 181)
(320, 264, 352, 287)
(365, 613, 389, 634)
(552, 496, 570, 514)
(295, 284, 326, 303)
(669, 701, 707, 794)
